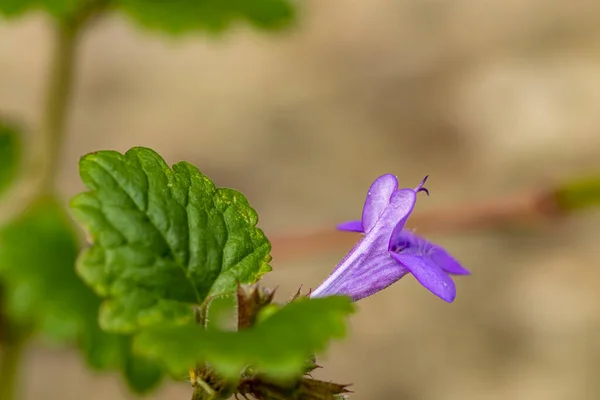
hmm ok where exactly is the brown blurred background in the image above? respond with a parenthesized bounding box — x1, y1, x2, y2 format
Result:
(2, 0, 600, 399)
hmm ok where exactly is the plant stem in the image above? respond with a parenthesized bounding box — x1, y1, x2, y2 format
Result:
(0, 5, 107, 399)
(0, 17, 84, 224)
(0, 334, 26, 400)
(0, 25, 76, 224)
(38, 19, 81, 195)
(0, 2, 109, 227)
(0, 17, 82, 400)
(40, 0, 111, 193)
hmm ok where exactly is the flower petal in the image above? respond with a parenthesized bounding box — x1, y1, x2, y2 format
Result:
(362, 174, 398, 233)
(385, 192, 419, 250)
(337, 220, 364, 233)
(388, 229, 431, 253)
(389, 231, 470, 276)
(312, 188, 417, 301)
(430, 247, 470, 276)
(311, 246, 409, 301)
(385, 189, 417, 228)
(390, 253, 456, 302)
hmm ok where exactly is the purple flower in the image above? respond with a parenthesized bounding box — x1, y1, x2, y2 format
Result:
(310, 174, 469, 303)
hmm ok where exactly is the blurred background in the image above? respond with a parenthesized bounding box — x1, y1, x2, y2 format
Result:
(2, 0, 600, 399)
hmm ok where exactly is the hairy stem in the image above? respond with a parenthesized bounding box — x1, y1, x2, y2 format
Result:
(190, 302, 213, 400)
(194, 302, 209, 327)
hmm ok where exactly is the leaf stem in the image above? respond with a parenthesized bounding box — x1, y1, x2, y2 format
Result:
(194, 303, 209, 327)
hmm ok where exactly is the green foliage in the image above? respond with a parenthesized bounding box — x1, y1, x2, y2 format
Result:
(0, 119, 21, 199)
(0, 197, 90, 341)
(0, 197, 164, 393)
(70, 147, 272, 334)
(116, 0, 295, 34)
(0, 0, 295, 34)
(134, 296, 355, 380)
(122, 341, 165, 393)
(556, 174, 600, 212)
(0, 0, 82, 19)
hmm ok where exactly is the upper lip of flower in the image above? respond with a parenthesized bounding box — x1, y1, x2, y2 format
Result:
(310, 174, 470, 303)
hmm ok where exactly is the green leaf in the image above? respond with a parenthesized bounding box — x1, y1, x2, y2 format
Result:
(0, 118, 21, 199)
(115, 0, 295, 35)
(0, 0, 83, 19)
(134, 296, 355, 380)
(0, 197, 164, 392)
(0, 0, 34, 16)
(70, 147, 271, 333)
(123, 344, 165, 393)
(0, 197, 88, 341)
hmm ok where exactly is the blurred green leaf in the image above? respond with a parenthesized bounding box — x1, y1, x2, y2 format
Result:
(0, 0, 35, 16)
(0, 0, 83, 19)
(135, 296, 355, 380)
(0, 197, 164, 392)
(115, 0, 295, 34)
(0, 197, 89, 341)
(123, 342, 165, 393)
(1, 0, 295, 34)
(556, 174, 600, 212)
(0, 119, 21, 199)
(70, 147, 271, 334)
